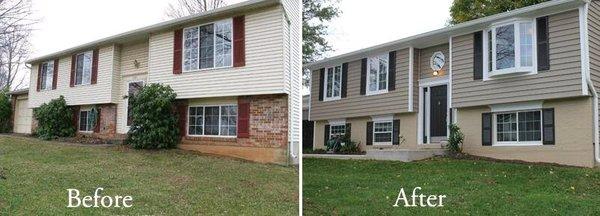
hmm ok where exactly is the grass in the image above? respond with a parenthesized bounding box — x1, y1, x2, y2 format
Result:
(0, 136, 298, 215)
(303, 157, 600, 215)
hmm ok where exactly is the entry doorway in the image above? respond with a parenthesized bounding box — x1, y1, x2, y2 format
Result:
(420, 83, 448, 144)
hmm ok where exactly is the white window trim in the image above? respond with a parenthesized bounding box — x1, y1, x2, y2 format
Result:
(492, 109, 543, 146)
(328, 124, 346, 139)
(372, 120, 393, 146)
(323, 65, 342, 101)
(74, 50, 93, 86)
(417, 76, 450, 145)
(186, 104, 237, 138)
(125, 80, 145, 128)
(483, 19, 537, 80)
(79, 109, 93, 133)
(366, 54, 389, 95)
(182, 19, 234, 73)
(40, 60, 54, 91)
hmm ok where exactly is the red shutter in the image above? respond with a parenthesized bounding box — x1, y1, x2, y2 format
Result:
(52, 59, 59, 90)
(233, 16, 245, 67)
(70, 55, 76, 87)
(237, 97, 250, 138)
(173, 29, 183, 74)
(91, 49, 99, 84)
(36, 63, 42, 92)
(93, 108, 101, 133)
(177, 100, 188, 137)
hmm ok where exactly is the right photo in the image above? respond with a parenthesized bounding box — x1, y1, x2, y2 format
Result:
(302, 0, 600, 215)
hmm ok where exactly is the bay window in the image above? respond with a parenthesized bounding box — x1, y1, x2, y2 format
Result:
(373, 121, 393, 145)
(183, 19, 232, 71)
(494, 110, 542, 145)
(324, 65, 342, 100)
(40, 61, 54, 91)
(484, 20, 536, 78)
(188, 105, 237, 137)
(367, 54, 388, 95)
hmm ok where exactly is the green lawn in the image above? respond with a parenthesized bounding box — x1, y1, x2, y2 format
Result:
(303, 157, 600, 215)
(0, 136, 298, 215)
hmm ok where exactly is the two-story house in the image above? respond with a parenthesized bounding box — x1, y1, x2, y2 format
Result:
(24, 0, 301, 165)
(306, 0, 600, 167)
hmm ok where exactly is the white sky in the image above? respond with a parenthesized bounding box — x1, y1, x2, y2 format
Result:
(324, 0, 454, 57)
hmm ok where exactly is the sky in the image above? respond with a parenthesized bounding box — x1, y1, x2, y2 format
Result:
(22, 0, 454, 90)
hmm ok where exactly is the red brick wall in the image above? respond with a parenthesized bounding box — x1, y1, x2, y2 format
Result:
(73, 104, 118, 139)
(182, 94, 289, 149)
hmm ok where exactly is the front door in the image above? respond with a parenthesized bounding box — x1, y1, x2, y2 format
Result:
(429, 85, 447, 137)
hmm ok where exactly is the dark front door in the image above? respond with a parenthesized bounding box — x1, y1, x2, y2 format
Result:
(430, 85, 447, 137)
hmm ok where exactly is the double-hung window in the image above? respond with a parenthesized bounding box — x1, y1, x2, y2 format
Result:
(183, 19, 233, 72)
(494, 110, 542, 145)
(79, 110, 94, 132)
(367, 54, 389, 95)
(373, 121, 393, 145)
(329, 124, 346, 139)
(324, 65, 342, 101)
(75, 51, 93, 86)
(40, 61, 54, 91)
(188, 105, 237, 137)
(484, 20, 536, 78)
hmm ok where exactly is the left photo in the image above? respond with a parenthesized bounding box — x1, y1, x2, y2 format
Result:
(0, 0, 301, 215)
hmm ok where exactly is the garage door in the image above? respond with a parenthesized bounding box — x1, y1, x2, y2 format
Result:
(14, 97, 32, 134)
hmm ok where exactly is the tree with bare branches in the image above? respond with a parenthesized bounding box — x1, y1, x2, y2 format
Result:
(0, 0, 35, 90)
(165, 0, 227, 18)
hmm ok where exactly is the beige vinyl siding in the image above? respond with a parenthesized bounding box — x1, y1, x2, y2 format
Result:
(116, 74, 148, 134)
(116, 41, 150, 134)
(412, 49, 419, 112)
(111, 45, 122, 103)
(418, 43, 449, 79)
(147, 6, 286, 99)
(451, 9, 583, 108)
(589, 1, 600, 136)
(29, 45, 116, 108)
(310, 48, 411, 120)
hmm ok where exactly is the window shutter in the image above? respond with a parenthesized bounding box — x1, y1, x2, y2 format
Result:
(482, 112, 492, 146)
(473, 31, 483, 80)
(392, 119, 400, 145)
(341, 63, 348, 98)
(542, 108, 555, 145)
(72, 106, 80, 131)
(177, 101, 188, 137)
(52, 59, 59, 90)
(360, 58, 367, 95)
(324, 124, 330, 146)
(237, 97, 251, 138)
(70, 55, 76, 87)
(388, 51, 396, 91)
(36, 63, 42, 92)
(318, 68, 325, 101)
(173, 29, 183, 74)
(91, 49, 99, 84)
(366, 121, 373, 145)
(345, 123, 351, 139)
(537, 16, 550, 71)
(233, 16, 246, 67)
(93, 108, 101, 133)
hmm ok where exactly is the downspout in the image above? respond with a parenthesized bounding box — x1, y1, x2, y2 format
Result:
(586, 77, 600, 163)
(580, 2, 600, 163)
(283, 11, 297, 165)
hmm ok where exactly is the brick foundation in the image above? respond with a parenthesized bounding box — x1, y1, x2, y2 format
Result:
(180, 94, 289, 164)
(72, 104, 119, 140)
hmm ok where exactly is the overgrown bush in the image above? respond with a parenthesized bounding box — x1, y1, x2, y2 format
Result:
(325, 135, 361, 154)
(447, 123, 464, 154)
(33, 96, 75, 140)
(0, 90, 11, 133)
(126, 83, 179, 149)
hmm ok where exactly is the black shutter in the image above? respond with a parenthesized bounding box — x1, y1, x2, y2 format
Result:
(388, 51, 396, 91)
(542, 108, 555, 145)
(473, 31, 483, 80)
(360, 58, 367, 95)
(345, 123, 351, 139)
(537, 16, 550, 71)
(341, 63, 348, 98)
(482, 113, 492, 146)
(366, 121, 373, 145)
(318, 68, 325, 101)
(392, 119, 400, 145)
(324, 124, 330, 146)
